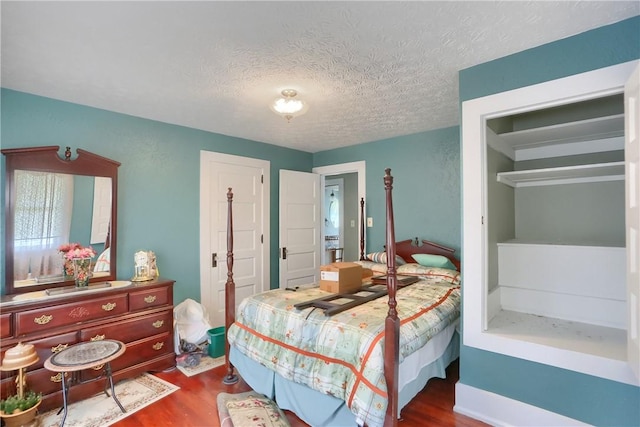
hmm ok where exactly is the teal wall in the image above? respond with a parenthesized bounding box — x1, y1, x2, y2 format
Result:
(0, 89, 312, 303)
(459, 16, 640, 426)
(313, 126, 461, 256)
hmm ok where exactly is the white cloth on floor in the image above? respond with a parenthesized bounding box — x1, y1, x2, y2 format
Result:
(173, 298, 212, 351)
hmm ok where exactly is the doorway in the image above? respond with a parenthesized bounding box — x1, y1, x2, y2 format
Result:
(313, 161, 366, 264)
(324, 178, 343, 264)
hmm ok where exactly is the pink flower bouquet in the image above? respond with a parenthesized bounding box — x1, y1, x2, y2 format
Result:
(59, 243, 96, 260)
(58, 243, 97, 281)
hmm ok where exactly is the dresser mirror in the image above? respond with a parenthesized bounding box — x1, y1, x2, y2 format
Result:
(2, 146, 120, 295)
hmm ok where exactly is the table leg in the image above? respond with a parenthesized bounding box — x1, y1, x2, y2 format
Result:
(58, 371, 69, 427)
(105, 362, 126, 413)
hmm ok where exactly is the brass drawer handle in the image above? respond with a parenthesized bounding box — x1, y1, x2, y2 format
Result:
(92, 364, 105, 371)
(50, 373, 63, 383)
(51, 343, 69, 353)
(152, 320, 164, 328)
(90, 334, 105, 341)
(34, 314, 53, 325)
(144, 295, 157, 304)
(152, 342, 164, 351)
(102, 302, 116, 311)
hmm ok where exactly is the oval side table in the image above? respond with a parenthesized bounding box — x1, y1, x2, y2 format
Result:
(44, 339, 127, 427)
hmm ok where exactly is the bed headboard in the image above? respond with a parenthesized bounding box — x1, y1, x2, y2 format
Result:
(392, 237, 460, 271)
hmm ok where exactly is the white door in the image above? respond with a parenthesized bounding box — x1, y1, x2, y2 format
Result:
(90, 177, 112, 245)
(625, 64, 640, 379)
(279, 170, 320, 289)
(200, 151, 270, 327)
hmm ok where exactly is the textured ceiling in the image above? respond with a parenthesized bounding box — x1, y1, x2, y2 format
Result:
(2, 2, 638, 153)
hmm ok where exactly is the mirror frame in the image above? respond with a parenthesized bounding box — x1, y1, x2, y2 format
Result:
(2, 146, 120, 295)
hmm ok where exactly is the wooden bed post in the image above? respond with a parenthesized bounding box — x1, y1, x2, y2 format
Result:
(223, 187, 239, 385)
(359, 197, 366, 261)
(383, 169, 399, 427)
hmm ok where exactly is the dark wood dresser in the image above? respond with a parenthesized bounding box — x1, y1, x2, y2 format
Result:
(0, 278, 175, 412)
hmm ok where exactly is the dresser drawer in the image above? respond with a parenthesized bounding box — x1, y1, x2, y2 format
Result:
(80, 310, 172, 343)
(0, 313, 12, 339)
(129, 286, 171, 311)
(28, 367, 71, 396)
(80, 333, 173, 381)
(27, 332, 79, 371)
(16, 294, 129, 335)
(0, 332, 79, 381)
(1, 374, 16, 398)
(122, 333, 173, 367)
(2, 365, 69, 397)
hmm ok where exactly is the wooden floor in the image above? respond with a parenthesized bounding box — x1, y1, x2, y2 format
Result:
(114, 359, 488, 427)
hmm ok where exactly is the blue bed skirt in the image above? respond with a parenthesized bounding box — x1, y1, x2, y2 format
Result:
(230, 329, 460, 426)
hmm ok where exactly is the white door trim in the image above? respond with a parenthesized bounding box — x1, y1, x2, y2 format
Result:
(624, 63, 640, 380)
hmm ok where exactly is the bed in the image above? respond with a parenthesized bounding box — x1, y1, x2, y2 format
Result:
(222, 169, 461, 427)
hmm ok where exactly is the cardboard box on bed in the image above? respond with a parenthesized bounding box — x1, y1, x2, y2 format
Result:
(361, 268, 373, 280)
(320, 262, 362, 293)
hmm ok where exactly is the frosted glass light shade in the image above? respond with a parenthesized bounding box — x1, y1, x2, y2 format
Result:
(270, 89, 309, 122)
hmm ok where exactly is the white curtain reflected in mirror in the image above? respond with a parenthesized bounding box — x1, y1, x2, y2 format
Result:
(13, 170, 73, 282)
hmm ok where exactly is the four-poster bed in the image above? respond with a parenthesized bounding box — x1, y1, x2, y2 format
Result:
(222, 169, 461, 427)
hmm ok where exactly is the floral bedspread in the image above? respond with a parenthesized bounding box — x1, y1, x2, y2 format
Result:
(227, 278, 460, 427)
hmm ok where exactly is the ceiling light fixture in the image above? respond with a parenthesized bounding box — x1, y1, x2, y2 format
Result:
(270, 89, 308, 122)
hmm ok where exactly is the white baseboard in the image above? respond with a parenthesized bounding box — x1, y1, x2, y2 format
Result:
(454, 382, 590, 426)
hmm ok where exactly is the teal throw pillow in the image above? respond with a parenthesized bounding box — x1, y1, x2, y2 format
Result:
(411, 254, 456, 270)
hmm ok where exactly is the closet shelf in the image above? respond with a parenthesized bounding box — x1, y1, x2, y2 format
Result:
(497, 161, 624, 188)
(497, 114, 624, 148)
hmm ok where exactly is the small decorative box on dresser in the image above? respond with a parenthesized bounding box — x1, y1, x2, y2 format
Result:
(0, 278, 175, 412)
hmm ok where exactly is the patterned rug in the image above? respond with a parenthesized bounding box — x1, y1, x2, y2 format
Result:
(217, 391, 290, 427)
(37, 373, 179, 427)
(176, 354, 225, 377)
